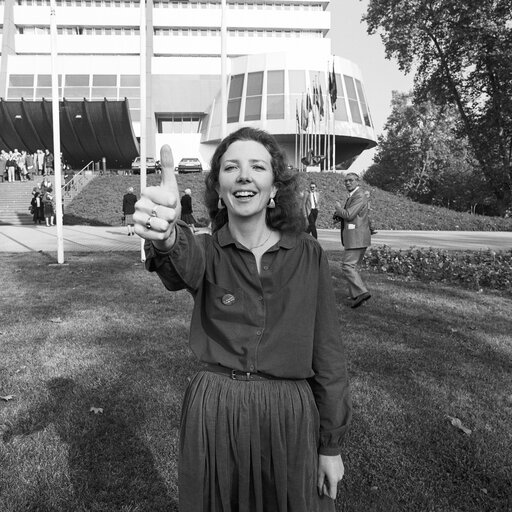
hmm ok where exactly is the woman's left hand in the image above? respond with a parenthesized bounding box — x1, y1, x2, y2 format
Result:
(317, 454, 345, 500)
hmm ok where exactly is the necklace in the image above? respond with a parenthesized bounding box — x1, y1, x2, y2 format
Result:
(247, 230, 273, 250)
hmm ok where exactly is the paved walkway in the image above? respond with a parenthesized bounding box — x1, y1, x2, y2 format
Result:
(1, 225, 511, 254)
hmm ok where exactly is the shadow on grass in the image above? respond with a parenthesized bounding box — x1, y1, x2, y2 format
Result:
(63, 213, 112, 226)
(334, 272, 512, 511)
(2, 377, 177, 511)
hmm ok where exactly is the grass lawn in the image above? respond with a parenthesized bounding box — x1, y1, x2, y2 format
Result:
(63, 173, 512, 232)
(0, 251, 511, 511)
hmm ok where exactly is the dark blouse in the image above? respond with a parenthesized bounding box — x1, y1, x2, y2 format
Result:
(122, 193, 137, 215)
(145, 222, 351, 455)
(180, 194, 193, 215)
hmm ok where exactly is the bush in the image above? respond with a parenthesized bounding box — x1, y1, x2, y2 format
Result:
(361, 246, 512, 293)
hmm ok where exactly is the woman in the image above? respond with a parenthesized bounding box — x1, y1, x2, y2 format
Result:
(122, 186, 137, 236)
(30, 187, 44, 224)
(180, 188, 198, 232)
(42, 187, 55, 226)
(134, 127, 351, 512)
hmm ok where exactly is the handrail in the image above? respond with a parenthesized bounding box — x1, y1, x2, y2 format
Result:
(62, 161, 95, 195)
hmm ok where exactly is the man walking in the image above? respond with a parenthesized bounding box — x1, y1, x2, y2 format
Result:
(304, 181, 320, 239)
(334, 171, 371, 308)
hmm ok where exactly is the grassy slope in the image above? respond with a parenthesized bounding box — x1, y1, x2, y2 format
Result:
(64, 173, 512, 231)
(0, 252, 511, 511)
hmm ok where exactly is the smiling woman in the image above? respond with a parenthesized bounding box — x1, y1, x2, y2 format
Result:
(134, 127, 352, 512)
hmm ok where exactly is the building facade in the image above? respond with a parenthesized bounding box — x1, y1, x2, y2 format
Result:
(0, 0, 376, 170)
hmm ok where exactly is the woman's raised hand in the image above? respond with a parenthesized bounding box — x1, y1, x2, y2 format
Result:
(134, 144, 181, 252)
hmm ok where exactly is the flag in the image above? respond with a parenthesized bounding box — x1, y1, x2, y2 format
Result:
(301, 96, 308, 131)
(328, 64, 337, 111)
(306, 90, 313, 113)
(318, 81, 325, 118)
(295, 100, 300, 131)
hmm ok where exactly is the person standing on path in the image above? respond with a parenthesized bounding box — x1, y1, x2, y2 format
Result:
(122, 187, 137, 236)
(304, 181, 320, 239)
(134, 127, 351, 512)
(334, 171, 371, 308)
(180, 188, 198, 232)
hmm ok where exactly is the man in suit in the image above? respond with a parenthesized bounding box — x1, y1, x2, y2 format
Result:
(304, 181, 320, 239)
(334, 171, 371, 308)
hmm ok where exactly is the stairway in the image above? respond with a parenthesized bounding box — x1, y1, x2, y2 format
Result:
(0, 173, 94, 226)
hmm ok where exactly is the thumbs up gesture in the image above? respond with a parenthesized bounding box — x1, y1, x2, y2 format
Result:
(134, 144, 181, 252)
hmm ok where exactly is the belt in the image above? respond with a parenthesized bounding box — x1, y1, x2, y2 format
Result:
(204, 364, 281, 381)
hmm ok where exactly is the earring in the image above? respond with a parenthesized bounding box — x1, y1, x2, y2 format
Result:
(218, 197, 225, 209)
(267, 197, 276, 209)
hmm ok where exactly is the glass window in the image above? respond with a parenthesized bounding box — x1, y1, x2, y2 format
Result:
(9, 75, 34, 87)
(267, 70, 283, 95)
(92, 74, 116, 86)
(227, 98, 241, 124)
(343, 75, 362, 124)
(245, 96, 261, 121)
(37, 74, 62, 86)
(267, 70, 284, 120)
(228, 74, 244, 123)
(64, 87, 90, 98)
(229, 74, 244, 99)
(7, 88, 34, 99)
(120, 75, 140, 86)
(66, 74, 89, 86)
(355, 79, 372, 127)
(245, 71, 263, 121)
(35, 87, 53, 98)
(91, 87, 117, 98)
(333, 73, 349, 122)
(119, 88, 139, 98)
(246, 71, 263, 96)
(267, 96, 284, 120)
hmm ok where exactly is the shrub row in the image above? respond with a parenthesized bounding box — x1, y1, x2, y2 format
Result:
(360, 246, 512, 293)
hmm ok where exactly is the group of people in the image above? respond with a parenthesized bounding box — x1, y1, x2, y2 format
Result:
(124, 127, 380, 512)
(30, 177, 55, 226)
(303, 175, 374, 308)
(1, 148, 55, 183)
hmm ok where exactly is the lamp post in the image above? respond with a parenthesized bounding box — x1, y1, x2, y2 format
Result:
(139, 0, 147, 262)
(50, 0, 64, 264)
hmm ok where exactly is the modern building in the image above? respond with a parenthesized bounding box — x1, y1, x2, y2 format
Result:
(0, 0, 376, 170)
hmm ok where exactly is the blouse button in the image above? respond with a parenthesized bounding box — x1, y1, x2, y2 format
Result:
(258, 296, 263, 301)
(256, 330, 262, 336)
(249, 365, 255, 371)
(263, 265, 269, 271)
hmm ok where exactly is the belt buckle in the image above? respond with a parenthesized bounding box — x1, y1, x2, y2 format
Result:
(231, 369, 252, 381)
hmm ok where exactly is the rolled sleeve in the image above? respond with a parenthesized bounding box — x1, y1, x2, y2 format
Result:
(145, 221, 206, 292)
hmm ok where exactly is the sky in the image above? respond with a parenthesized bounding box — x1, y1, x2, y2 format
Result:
(328, 0, 414, 171)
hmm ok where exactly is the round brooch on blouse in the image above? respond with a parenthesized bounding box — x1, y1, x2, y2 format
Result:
(221, 294, 236, 306)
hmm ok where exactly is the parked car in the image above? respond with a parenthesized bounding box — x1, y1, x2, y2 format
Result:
(176, 157, 202, 173)
(131, 156, 160, 174)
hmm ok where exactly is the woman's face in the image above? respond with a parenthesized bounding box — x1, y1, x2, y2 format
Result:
(217, 140, 277, 222)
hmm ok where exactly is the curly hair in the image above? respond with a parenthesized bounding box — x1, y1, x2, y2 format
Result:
(204, 127, 305, 233)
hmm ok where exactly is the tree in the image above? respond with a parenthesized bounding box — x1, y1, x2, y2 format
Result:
(364, 0, 512, 216)
(365, 92, 492, 211)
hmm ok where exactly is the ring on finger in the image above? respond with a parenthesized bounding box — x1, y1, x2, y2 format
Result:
(145, 216, 153, 230)
(151, 205, 159, 218)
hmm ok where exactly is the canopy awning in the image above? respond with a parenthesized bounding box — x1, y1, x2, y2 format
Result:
(0, 98, 139, 169)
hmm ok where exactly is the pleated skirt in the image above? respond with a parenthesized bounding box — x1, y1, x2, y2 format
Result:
(178, 370, 336, 512)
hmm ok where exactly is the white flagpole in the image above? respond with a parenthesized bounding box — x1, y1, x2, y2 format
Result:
(50, 0, 64, 264)
(139, 0, 147, 261)
(220, 0, 227, 139)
